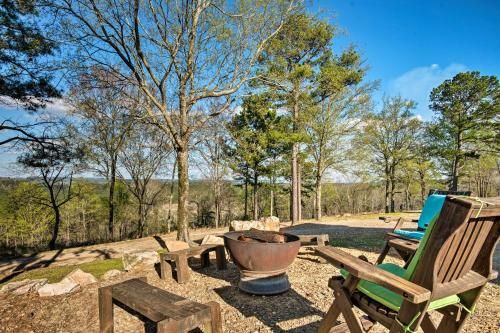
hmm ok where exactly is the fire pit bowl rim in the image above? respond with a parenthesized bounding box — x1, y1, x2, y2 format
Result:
(223, 231, 301, 275)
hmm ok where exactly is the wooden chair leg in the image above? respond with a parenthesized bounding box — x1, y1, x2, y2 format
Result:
(376, 241, 391, 265)
(317, 298, 343, 333)
(215, 246, 227, 270)
(206, 301, 222, 333)
(436, 304, 470, 333)
(175, 254, 190, 283)
(98, 285, 114, 333)
(330, 279, 365, 333)
(420, 313, 437, 333)
(318, 276, 361, 333)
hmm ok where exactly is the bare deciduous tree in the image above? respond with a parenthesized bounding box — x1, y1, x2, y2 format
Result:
(69, 70, 136, 240)
(120, 123, 172, 238)
(52, 0, 297, 241)
(306, 83, 374, 220)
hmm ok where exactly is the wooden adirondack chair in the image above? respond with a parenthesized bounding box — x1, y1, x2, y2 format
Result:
(377, 192, 471, 265)
(316, 196, 500, 333)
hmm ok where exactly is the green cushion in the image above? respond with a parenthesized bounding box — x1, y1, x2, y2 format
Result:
(341, 263, 460, 311)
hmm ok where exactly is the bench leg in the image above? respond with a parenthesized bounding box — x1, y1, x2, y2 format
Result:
(157, 319, 179, 333)
(98, 286, 114, 333)
(175, 254, 190, 283)
(205, 301, 222, 333)
(318, 234, 329, 246)
(215, 246, 227, 270)
(201, 251, 210, 268)
(160, 254, 172, 280)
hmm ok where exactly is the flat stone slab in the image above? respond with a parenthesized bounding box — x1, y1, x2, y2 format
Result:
(0, 279, 48, 295)
(38, 279, 80, 297)
(122, 250, 159, 272)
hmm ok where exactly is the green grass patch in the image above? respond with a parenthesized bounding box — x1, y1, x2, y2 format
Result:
(330, 233, 385, 250)
(2, 258, 123, 286)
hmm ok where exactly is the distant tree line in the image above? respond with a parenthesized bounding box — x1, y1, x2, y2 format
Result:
(0, 1, 498, 253)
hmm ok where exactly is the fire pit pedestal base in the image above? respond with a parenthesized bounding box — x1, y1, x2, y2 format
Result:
(239, 273, 290, 295)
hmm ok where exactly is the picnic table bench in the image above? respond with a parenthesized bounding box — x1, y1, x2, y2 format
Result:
(160, 244, 226, 283)
(99, 277, 222, 333)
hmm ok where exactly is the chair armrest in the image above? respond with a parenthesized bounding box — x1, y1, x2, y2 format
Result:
(316, 246, 430, 304)
(393, 217, 419, 231)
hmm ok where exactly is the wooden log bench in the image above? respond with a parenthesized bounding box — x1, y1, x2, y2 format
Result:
(160, 244, 227, 284)
(99, 277, 222, 333)
(296, 234, 330, 246)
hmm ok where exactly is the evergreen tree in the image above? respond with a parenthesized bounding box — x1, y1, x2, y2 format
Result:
(0, 0, 58, 109)
(226, 94, 288, 220)
(428, 71, 499, 191)
(256, 12, 364, 223)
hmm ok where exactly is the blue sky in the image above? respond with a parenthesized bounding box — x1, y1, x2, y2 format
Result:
(1, 0, 499, 177)
(315, 0, 500, 118)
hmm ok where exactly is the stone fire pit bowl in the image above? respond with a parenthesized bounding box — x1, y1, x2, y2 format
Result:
(223, 231, 301, 295)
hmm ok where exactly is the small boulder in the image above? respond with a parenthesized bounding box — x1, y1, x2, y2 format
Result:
(1, 279, 48, 295)
(165, 240, 190, 252)
(38, 279, 80, 297)
(230, 218, 280, 232)
(342, 213, 352, 217)
(102, 269, 122, 280)
(201, 235, 224, 246)
(260, 216, 280, 223)
(122, 250, 159, 272)
(62, 268, 98, 287)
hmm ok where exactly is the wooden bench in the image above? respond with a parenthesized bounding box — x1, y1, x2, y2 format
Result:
(296, 234, 330, 246)
(160, 244, 226, 284)
(99, 278, 222, 333)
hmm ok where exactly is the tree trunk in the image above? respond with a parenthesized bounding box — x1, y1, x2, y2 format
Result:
(253, 172, 258, 220)
(108, 159, 116, 240)
(176, 147, 190, 242)
(48, 206, 61, 250)
(450, 155, 460, 191)
(244, 172, 249, 220)
(390, 174, 396, 213)
(419, 171, 426, 204)
(297, 160, 302, 221)
(269, 181, 274, 216)
(167, 155, 177, 234)
(384, 171, 390, 214)
(137, 201, 144, 238)
(315, 176, 322, 220)
(291, 89, 299, 225)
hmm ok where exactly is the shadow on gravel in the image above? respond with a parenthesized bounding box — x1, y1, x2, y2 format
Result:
(214, 285, 323, 332)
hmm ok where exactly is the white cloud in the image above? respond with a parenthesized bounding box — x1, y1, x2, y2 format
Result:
(389, 63, 468, 119)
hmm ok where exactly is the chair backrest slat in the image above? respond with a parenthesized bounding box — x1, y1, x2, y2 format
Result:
(438, 218, 493, 283)
(410, 196, 500, 294)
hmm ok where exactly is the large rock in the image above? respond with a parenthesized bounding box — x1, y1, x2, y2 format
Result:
(122, 250, 159, 272)
(230, 216, 280, 232)
(38, 279, 80, 297)
(0, 279, 47, 295)
(201, 235, 224, 246)
(165, 240, 190, 252)
(62, 268, 97, 287)
(102, 269, 122, 280)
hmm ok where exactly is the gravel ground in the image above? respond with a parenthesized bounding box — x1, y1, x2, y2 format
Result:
(0, 218, 498, 332)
